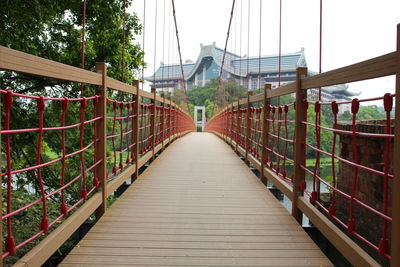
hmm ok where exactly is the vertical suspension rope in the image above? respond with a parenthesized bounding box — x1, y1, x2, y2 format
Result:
(37, 96, 48, 232)
(162, 0, 166, 95)
(79, 97, 88, 199)
(318, 0, 323, 100)
(60, 98, 69, 216)
(121, 0, 127, 82)
(348, 98, 360, 234)
(141, 0, 146, 90)
(278, 0, 282, 90)
(329, 101, 338, 216)
(153, 0, 158, 89)
(171, 0, 190, 109)
(239, 0, 243, 92)
(211, 0, 236, 114)
(246, 0, 250, 92)
(258, 0, 262, 93)
(379, 93, 393, 256)
(80, 0, 87, 96)
(4, 91, 15, 254)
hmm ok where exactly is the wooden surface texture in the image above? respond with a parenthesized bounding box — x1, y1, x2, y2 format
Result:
(61, 133, 332, 266)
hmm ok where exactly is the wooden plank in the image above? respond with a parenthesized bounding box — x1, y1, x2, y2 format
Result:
(106, 77, 137, 94)
(139, 89, 154, 100)
(61, 133, 332, 266)
(263, 167, 294, 201)
(61, 255, 331, 266)
(268, 82, 296, 98)
(301, 52, 397, 90)
(0, 46, 102, 85)
(106, 164, 136, 197)
(249, 92, 264, 104)
(298, 197, 379, 267)
(14, 194, 102, 267)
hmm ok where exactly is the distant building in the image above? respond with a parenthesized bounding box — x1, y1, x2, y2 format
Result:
(146, 42, 357, 110)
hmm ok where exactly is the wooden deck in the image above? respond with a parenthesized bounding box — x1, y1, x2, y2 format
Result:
(60, 132, 332, 266)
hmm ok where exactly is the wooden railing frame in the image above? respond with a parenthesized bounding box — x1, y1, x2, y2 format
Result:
(391, 23, 400, 267)
(206, 26, 400, 265)
(0, 46, 195, 266)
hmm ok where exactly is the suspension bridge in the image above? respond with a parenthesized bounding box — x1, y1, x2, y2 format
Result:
(0, 0, 399, 266)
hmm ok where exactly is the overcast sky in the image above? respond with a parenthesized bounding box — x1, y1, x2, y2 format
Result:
(129, 0, 399, 102)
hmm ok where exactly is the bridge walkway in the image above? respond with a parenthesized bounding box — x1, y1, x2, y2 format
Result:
(60, 132, 332, 266)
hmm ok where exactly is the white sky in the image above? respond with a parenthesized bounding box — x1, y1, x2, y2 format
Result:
(130, 0, 399, 103)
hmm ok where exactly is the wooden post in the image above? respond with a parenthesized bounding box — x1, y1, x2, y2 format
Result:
(292, 67, 308, 224)
(132, 80, 140, 182)
(150, 88, 156, 161)
(235, 97, 240, 152)
(94, 62, 108, 219)
(169, 98, 172, 141)
(260, 84, 271, 185)
(391, 23, 400, 267)
(245, 91, 252, 164)
(230, 103, 234, 147)
(161, 93, 165, 149)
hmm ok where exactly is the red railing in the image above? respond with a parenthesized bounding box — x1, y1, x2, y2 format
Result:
(206, 27, 400, 266)
(0, 46, 195, 265)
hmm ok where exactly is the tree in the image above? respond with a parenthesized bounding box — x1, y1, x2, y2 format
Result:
(187, 78, 246, 120)
(0, 1, 144, 264)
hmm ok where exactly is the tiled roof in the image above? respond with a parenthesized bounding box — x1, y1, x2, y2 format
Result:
(145, 43, 305, 82)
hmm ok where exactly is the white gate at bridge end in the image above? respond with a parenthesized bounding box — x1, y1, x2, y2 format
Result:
(194, 106, 206, 132)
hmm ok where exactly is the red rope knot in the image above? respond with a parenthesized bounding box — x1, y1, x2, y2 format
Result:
(303, 99, 309, 110)
(351, 98, 359, 114)
(41, 217, 49, 233)
(4, 90, 14, 110)
(284, 105, 288, 113)
(266, 104, 271, 113)
(328, 203, 336, 217)
(299, 180, 306, 192)
(80, 97, 87, 110)
(379, 238, 388, 257)
(93, 95, 99, 106)
(120, 102, 124, 110)
(271, 106, 276, 114)
(113, 100, 118, 110)
(257, 108, 262, 114)
(314, 101, 321, 113)
(331, 101, 338, 115)
(5, 235, 16, 255)
(383, 93, 393, 112)
(310, 191, 317, 203)
(348, 218, 355, 234)
(37, 95, 45, 112)
(62, 97, 69, 111)
(278, 106, 282, 114)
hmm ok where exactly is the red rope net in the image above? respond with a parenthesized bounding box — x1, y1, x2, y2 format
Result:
(206, 92, 396, 259)
(1, 90, 101, 257)
(1, 88, 193, 258)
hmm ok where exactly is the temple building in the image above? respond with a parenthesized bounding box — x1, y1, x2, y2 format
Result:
(146, 42, 357, 110)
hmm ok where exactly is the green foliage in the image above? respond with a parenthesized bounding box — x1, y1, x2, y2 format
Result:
(186, 79, 246, 120)
(1, 0, 143, 88)
(0, 1, 144, 264)
(339, 105, 386, 121)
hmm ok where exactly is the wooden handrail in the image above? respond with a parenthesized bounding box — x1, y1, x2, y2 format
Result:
(206, 37, 400, 266)
(0, 46, 195, 266)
